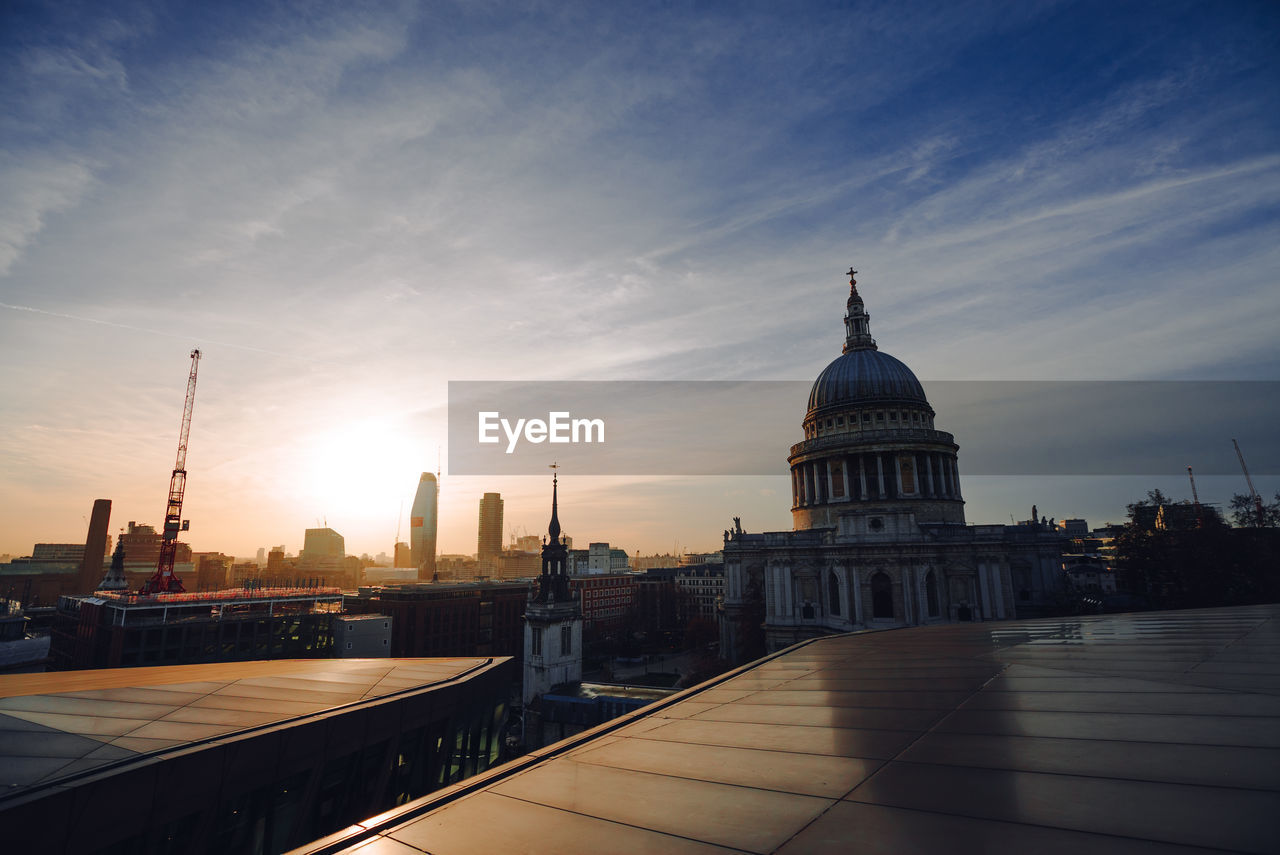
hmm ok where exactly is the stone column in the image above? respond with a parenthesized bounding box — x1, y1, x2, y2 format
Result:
(858, 455, 868, 500)
(992, 561, 1007, 619)
(924, 454, 934, 498)
(901, 570, 914, 624)
(841, 456, 852, 500)
(850, 568, 863, 624)
(876, 454, 886, 498)
(917, 568, 929, 623)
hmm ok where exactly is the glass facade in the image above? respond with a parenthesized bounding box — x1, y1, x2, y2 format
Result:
(2, 657, 514, 855)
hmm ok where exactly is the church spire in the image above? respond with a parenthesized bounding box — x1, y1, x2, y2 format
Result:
(548, 468, 561, 543)
(842, 267, 877, 353)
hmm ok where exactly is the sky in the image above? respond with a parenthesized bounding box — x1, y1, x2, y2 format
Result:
(2, 0, 1278, 560)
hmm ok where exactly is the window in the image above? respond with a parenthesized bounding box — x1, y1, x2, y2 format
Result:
(926, 571, 940, 618)
(871, 572, 893, 619)
(531, 627, 543, 656)
(560, 626, 572, 656)
(828, 572, 841, 616)
(346, 642, 352, 649)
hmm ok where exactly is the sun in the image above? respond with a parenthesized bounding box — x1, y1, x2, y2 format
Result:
(299, 418, 425, 529)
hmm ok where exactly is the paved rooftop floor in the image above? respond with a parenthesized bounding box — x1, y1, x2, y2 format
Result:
(301, 605, 1280, 855)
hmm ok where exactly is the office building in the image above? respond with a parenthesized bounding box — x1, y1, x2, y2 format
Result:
(346, 581, 528, 659)
(568, 573, 636, 639)
(477, 493, 503, 563)
(410, 472, 439, 579)
(48, 586, 346, 670)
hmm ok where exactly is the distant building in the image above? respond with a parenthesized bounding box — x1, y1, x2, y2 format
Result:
(1062, 554, 1117, 595)
(523, 476, 582, 705)
(411, 472, 439, 580)
(346, 581, 528, 659)
(0, 520, 192, 606)
(477, 493, 504, 564)
(1058, 518, 1090, 537)
(49, 586, 345, 670)
(32, 543, 87, 562)
(333, 613, 393, 656)
(569, 573, 636, 639)
(634, 567, 684, 638)
(575, 542, 631, 575)
(676, 563, 724, 622)
(394, 540, 412, 568)
(496, 549, 539, 580)
(193, 552, 233, 589)
(436, 554, 478, 580)
(117, 520, 192, 568)
(302, 527, 345, 560)
(631, 553, 682, 572)
(267, 546, 285, 574)
(300, 528, 356, 587)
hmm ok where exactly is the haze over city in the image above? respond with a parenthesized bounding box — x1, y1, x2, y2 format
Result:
(2, 1, 1278, 559)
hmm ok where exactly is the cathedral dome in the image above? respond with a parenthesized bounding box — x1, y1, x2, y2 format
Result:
(807, 348, 929, 414)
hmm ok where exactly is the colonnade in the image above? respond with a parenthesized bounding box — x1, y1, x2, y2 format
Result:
(791, 450, 961, 508)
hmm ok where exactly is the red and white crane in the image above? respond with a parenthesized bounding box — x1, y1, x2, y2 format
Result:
(141, 349, 201, 595)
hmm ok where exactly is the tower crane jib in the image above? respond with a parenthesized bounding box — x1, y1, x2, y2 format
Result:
(142, 349, 201, 595)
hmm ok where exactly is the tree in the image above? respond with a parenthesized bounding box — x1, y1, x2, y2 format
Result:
(1117, 489, 1280, 609)
(1229, 492, 1280, 528)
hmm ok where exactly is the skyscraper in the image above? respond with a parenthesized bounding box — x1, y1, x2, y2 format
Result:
(410, 472, 439, 580)
(477, 492, 503, 564)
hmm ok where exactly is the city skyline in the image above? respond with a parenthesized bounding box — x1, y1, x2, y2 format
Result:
(3, 2, 1278, 559)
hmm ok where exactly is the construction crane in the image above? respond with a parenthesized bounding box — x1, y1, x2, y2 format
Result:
(141, 349, 201, 595)
(1232, 438, 1266, 528)
(1187, 466, 1204, 528)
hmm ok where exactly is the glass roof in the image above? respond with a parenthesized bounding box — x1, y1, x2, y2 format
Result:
(305, 606, 1280, 855)
(0, 657, 491, 794)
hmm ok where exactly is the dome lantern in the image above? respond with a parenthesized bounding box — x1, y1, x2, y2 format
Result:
(843, 267, 876, 353)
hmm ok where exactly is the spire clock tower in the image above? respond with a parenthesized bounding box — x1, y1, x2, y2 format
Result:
(522, 468, 582, 704)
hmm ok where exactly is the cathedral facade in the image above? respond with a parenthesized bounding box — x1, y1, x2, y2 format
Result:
(721, 271, 1065, 661)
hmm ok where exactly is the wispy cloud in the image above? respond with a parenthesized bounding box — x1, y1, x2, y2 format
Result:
(0, 1, 1276, 555)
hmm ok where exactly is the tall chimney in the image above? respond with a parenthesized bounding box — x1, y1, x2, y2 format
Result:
(78, 499, 112, 594)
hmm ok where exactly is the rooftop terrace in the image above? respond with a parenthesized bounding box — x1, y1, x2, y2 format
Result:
(297, 604, 1280, 855)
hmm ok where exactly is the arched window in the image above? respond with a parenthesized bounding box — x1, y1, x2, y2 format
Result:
(828, 571, 841, 616)
(871, 572, 893, 619)
(925, 570, 939, 618)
